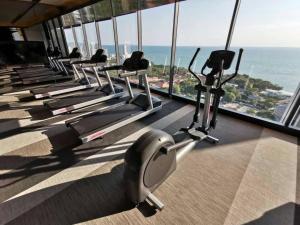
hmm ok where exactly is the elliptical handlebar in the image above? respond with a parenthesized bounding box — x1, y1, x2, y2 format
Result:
(188, 48, 202, 82)
(220, 48, 244, 86)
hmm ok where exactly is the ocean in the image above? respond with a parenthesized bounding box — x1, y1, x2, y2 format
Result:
(103, 45, 300, 93)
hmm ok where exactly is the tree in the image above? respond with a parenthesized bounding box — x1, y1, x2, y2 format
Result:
(173, 84, 181, 94)
(223, 92, 236, 102)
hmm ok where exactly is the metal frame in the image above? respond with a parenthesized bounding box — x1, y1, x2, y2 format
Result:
(58, 17, 70, 56)
(51, 19, 62, 52)
(168, 2, 180, 95)
(225, 0, 241, 50)
(71, 26, 79, 49)
(95, 20, 102, 48)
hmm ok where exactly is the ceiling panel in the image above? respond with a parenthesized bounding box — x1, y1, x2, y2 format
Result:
(0, 0, 183, 27)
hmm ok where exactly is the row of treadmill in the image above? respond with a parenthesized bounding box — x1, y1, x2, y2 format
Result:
(9, 47, 162, 143)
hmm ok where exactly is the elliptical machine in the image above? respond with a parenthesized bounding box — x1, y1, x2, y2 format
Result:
(124, 48, 243, 210)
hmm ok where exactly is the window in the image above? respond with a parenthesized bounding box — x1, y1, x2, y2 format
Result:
(116, 13, 138, 59)
(74, 26, 88, 58)
(228, 0, 300, 123)
(142, 4, 174, 91)
(173, 0, 235, 99)
(63, 28, 76, 53)
(48, 21, 59, 49)
(85, 22, 99, 55)
(98, 20, 116, 64)
(53, 18, 67, 56)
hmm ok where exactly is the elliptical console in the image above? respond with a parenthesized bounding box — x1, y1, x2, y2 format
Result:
(124, 48, 244, 210)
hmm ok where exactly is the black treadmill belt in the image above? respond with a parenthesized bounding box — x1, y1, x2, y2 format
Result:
(71, 104, 141, 135)
(23, 75, 70, 84)
(19, 71, 56, 78)
(46, 91, 106, 109)
(32, 83, 80, 94)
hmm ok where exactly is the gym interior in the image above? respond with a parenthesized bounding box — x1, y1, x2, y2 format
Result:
(0, 0, 299, 224)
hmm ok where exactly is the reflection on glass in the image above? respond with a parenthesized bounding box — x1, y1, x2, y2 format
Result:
(93, 0, 112, 20)
(142, 4, 173, 91)
(112, 0, 138, 17)
(63, 28, 76, 53)
(71, 11, 82, 25)
(74, 26, 88, 58)
(53, 18, 67, 56)
(173, 0, 235, 99)
(227, 0, 300, 122)
(85, 22, 98, 55)
(79, 6, 95, 23)
(61, 14, 74, 27)
(140, 0, 178, 10)
(48, 21, 59, 48)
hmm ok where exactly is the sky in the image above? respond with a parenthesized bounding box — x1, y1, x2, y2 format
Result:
(69, 0, 300, 48)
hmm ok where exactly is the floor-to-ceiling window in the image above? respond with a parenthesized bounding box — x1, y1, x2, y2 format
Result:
(227, 0, 300, 123)
(63, 28, 76, 53)
(53, 18, 67, 56)
(79, 6, 98, 55)
(97, 20, 116, 64)
(142, 4, 174, 92)
(74, 25, 88, 58)
(116, 13, 138, 82)
(84, 22, 99, 55)
(173, 0, 235, 99)
(48, 21, 59, 49)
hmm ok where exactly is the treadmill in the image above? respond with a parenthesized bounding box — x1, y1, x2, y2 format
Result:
(18, 47, 73, 85)
(30, 48, 99, 99)
(66, 51, 162, 143)
(43, 49, 124, 115)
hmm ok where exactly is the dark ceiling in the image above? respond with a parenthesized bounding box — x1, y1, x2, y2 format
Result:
(0, 0, 180, 28)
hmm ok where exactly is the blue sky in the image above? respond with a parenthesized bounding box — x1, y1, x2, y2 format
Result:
(80, 0, 300, 47)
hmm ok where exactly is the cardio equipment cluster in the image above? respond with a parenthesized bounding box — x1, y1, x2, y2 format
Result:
(11, 45, 243, 211)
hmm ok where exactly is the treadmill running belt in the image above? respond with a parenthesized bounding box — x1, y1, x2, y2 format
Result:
(46, 91, 106, 109)
(71, 104, 141, 135)
(32, 82, 81, 94)
(19, 71, 57, 78)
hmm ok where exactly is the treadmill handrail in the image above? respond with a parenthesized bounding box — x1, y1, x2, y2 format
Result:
(119, 70, 148, 78)
(58, 58, 81, 63)
(80, 62, 106, 68)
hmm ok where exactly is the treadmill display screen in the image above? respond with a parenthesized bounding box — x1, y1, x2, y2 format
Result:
(0, 41, 48, 65)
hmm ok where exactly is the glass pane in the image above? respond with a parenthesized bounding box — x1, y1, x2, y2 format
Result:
(63, 28, 76, 53)
(142, 4, 173, 92)
(53, 18, 67, 56)
(85, 22, 99, 55)
(61, 14, 73, 27)
(74, 26, 88, 58)
(93, 0, 113, 21)
(98, 20, 117, 64)
(227, 0, 300, 123)
(141, 0, 178, 10)
(71, 10, 82, 25)
(112, 0, 138, 17)
(291, 105, 300, 129)
(48, 21, 58, 48)
(116, 13, 138, 81)
(79, 6, 95, 23)
(173, 0, 235, 99)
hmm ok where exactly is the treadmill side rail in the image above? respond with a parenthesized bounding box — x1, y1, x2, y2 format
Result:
(80, 105, 162, 143)
(65, 101, 128, 126)
(34, 83, 98, 99)
(50, 92, 124, 115)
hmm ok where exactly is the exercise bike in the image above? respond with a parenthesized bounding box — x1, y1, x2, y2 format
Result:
(124, 47, 244, 210)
